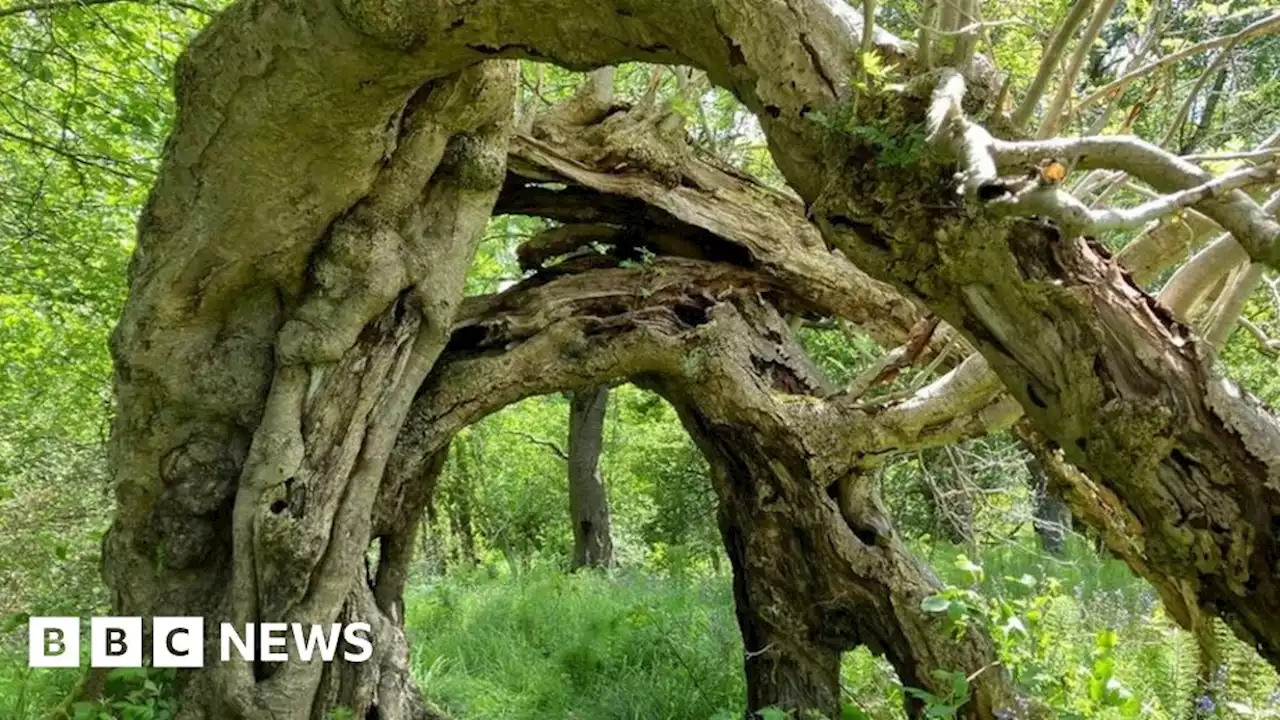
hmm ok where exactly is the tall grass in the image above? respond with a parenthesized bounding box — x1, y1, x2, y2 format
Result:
(404, 564, 747, 719)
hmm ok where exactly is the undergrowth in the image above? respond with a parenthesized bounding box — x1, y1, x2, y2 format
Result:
(3, 539, 1278, 719)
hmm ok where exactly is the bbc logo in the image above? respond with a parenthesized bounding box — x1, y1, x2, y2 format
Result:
(29, 617, 373, 668)
(29, 617, 202, 668)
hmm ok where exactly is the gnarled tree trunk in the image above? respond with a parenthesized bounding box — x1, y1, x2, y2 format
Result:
(105, 58, 516, 718)
(102, 0, 1280, 716)
(387, 261, 1031, 718)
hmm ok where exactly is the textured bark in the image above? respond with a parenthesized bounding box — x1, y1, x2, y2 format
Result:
(497, 97, 938, 356)
(106, 58, 516, 718)
(106, 1, 1280, 717)
(567, 386, 614, 569)
(386, 261, 1033, 718)
(1014, 421, 1218, 654)
(500, 92, 1280, 667)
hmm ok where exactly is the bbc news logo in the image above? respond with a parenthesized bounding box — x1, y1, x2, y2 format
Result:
(28, 617, 373, 668)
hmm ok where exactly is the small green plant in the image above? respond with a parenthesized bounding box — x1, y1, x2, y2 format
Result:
(903, 669, 971, 718)
(71, 667, 178, 720)
(922, 556, 1147, 718)
(1083, 629, 1141, 717)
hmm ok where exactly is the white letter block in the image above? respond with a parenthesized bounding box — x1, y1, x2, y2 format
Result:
(91, 617, 142, 668)
(154, 617, 204, 668)
(29, 617, 80, 668)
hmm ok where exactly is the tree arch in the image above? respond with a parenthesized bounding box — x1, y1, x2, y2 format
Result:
(100, 0, 1280, 717)
(386, 257, 1027, 719)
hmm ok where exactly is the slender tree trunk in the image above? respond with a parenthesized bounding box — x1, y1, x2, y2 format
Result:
(568, 386, 614, 569)
(1026, 456, 1070, 555)
(447, 435, 481, 567)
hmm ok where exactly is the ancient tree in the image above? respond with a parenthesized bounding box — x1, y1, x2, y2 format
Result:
(99, 0, 1280, 717)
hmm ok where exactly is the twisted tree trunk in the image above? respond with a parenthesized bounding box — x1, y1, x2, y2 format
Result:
(105, 59, 516, 718)
(386, 261, 1033, 718)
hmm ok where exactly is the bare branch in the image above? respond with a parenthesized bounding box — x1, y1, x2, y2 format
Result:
(988, 135, 1280, 268)
(0, 127, 148, 181)
(845, 316, 940, 399)
(1076, 11, 1280, 118)
(503, 430, 569, 461)
(1113, 208, 1219, 285)
(1203, 263, 1265, 349)
(917, 0, 938, 67)
(1240, 317, 1280, 357)
(1160, 241, 1250, 320)
(1116, 131, 1280, 284)
(921, 18, 1032, 37)
(1036, 0, 1119, 138)
(1185, 148, 1280, 164)
(991, 163, 1278, 237)
(1010, 0, 1094, 129)
(1159, 190, 1280, 319)
(866, 354, 1022, 451)
(950, 0, 978, 68)
(1087, 0, 1165, 137)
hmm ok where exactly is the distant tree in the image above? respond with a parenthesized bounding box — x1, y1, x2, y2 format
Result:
(567, 386, 614, 570)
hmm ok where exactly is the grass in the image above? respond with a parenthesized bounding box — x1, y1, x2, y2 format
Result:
(3, 541, 1280, 719)
(403, 564, 747, 720)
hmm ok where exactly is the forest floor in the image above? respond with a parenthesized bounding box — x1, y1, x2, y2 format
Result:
(3, 538, 1279, 719)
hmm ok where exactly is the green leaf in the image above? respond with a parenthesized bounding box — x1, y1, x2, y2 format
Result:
(953, 555, 984, 583)
(922, 595, 951, 613)
(841, 705, 871, 720)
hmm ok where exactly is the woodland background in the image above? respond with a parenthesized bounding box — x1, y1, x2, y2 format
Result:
(1, 0, 1280, 717)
